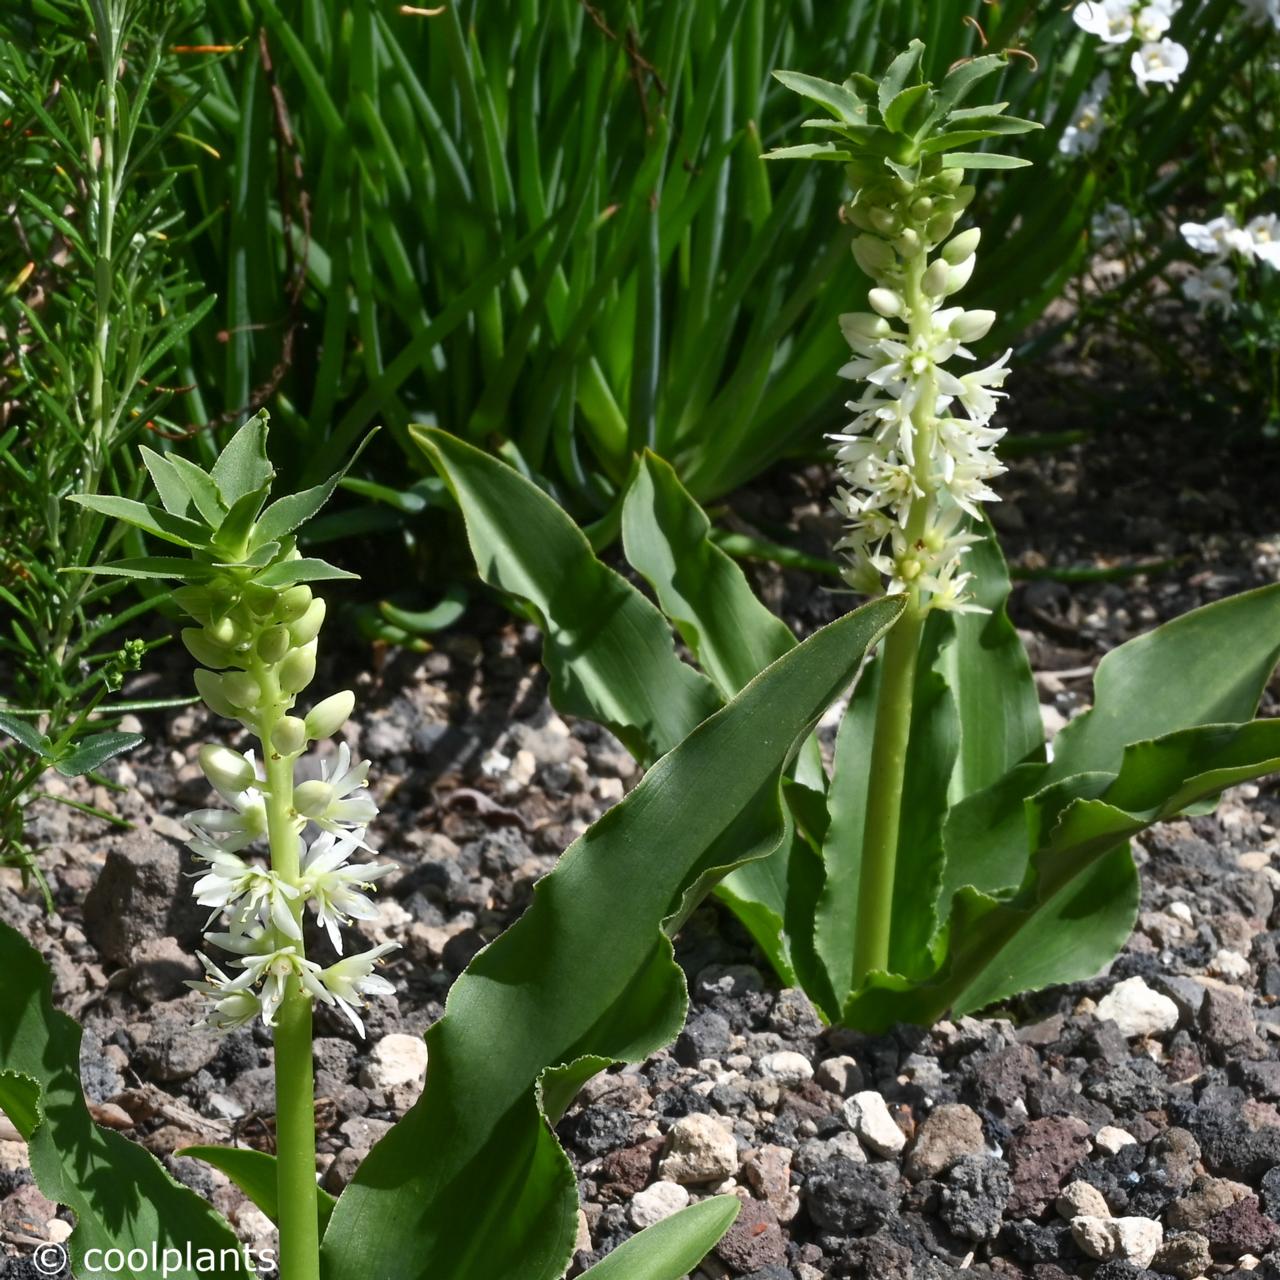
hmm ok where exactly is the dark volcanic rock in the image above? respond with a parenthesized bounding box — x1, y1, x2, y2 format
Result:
(805, 1158, 900, 1234)
(1007, 1115, 1092, 1217)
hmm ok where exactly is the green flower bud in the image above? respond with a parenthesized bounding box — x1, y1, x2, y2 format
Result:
(271, 716, 308, 756)
(925, 212, 959, 245)
(840, 313, 892, 344)
(851, 235, 897, 277)
(199, 744, 256, 793)
(894, 228, 922, 256)
(910, 196, 934, 221)
(941, 227, 982, 265)
(193, 669, 238, 719)
(869, 207, 899, 236)
(276, 585, 314, 623)
(845, 203, 878, 233)
(868, 287, 903, 319)
(945, 255, 977, 295)
(257, 625, 292, 664)
(222, 671, 262, 709)
(931, 167, 965, 194)
(287, 598, 327, 646)
(921, 259, 951, 298)
(181, 628, 233, 670)
(294, 779, 335, 819)
(278, 642, 317, 695)
(949, 309, 996, 343)
(305, 691, 355, 741)
(206, 616, 241, 648)
(244, 583, 279, 618)
(953, 184, 976, 211)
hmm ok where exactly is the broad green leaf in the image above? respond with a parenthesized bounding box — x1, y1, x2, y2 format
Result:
(66, 494, 208, 549)
(53, 731, 145, 778)
(139, 446, 194, 519)
(848, 718, 1280, 1030)
(213, 484, 272, 558)
(416, 427, 721, 764)
(939, 522, 1043, 801)
(882, 83, 932, 135)
(319, 598, 902, 1280)
(0, 711, 51, 755)
(941, 152, 1032, 169)
(620, 452, 795, 699)
(180, 1146, 336, 1234)
(253, 558, 359, 587)
(934, 53, 1006, 114)
(0, 923, 240, 1278)
(210, 412, 274, 508)
(578, 1196, 739, 1279)
(877, 40, 925, 119)
(771, 70, 866, 124)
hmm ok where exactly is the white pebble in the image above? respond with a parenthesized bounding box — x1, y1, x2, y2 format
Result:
(759, 1051, 814, 1086)
(1168, 901, 1193, 925)
(814, 1055, 861, 1097)
(658, 1114, 739, 1184)
(1094, 1126, 1138, 1156)
(629, 1180, 690, 1229)
(1071, 1215, 1163, 1269)
(1208, 948, 1252, 981)
(1094, 976, 1179, 1037)
(361, 1033, 428, 1089)
(843, 1090, 906, 1157)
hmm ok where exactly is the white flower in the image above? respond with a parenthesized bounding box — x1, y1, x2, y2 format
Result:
(293, 743, 378, 835)
(1059, 73, 1111, 157)
(185, 749, 268, 853)
(1073, 0, 1136, 42)
(1134, 3, 1172, 38)
(1091, 202, 1145, 247)
(318, 943, 399, 1037)
(1131, 39, 1189, 91)
(1246, 213, 1280, 268)
(1241, 0, 1280, 29)
(217, 940, 330, 1026)
(187, 954, 262, 1031)
(299, 828, 396, 953)
(190, 849, 302, 939)
(955, 351, 1013, 424)
(1182, 262, 1236, 315)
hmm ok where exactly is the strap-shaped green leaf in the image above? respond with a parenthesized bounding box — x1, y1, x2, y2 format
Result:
(934, 53, 1006, 115)
(877, 40, 925, 119)
(578, 1196, 739, 1278)
(416, 426, 722, 764)
(0, 710, 52, 755)
(882, 82, 933, 135)
(0, 923, 241, 1278)
(167, 455, 227, 527)
(139, 446, 195, 519)
(940, 152, 1032, 169)
(83, 556, 211, 580)
(771, 70, 866, 124)
(67, 494, 208, 549)
(319, 597, 901, 1280)
(253, 558, 359, 587)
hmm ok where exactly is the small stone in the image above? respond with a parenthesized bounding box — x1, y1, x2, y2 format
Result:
(1210, 949, 1253, 981)
(1167, 1177, 1253, 1231)
(127, 936, 202, 1002)
(940, 1154, 1009, 1241)
(658, 1114, 739, 1184)
(1071, 1215, 1163, 1268)
(1007, 1115, 1092, 1217)
(1203, 1195, 1280, 1258)
(1200, 986, 1257, 1053)
(360, 1033, 428, 1090)
(1057, 1180, 1111, 1220)
(904, 1103, 986, 1182)
(804, 1157, 899, 1234)
(628, 1181, 690, 1229)
(1168, 901, 1194, 925)
(1094, 976, 1180, 1038)
(1153, 1232, 1213, 1280)
(1095, 1126, 1138, 1156)
(814, 1055, 862, 1097)
(843, 1090, 906, 1157)
(714, 1199, 787, 1272)
(135, 997, 221, 1082)
(759, 1051, 814, 1087)
(743, 1144, 799, 1223)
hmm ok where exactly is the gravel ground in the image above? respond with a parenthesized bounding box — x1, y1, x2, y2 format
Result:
(3, 346, 1280, 1279)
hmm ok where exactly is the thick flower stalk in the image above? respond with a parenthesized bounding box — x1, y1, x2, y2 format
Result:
(71, 414, 387, 1280)
(769, 44, 1038, 985)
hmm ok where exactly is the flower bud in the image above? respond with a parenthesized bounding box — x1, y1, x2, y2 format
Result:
(181, 628, 233, 670)
(276, 585, 314, 623)
(271, 716, 308, 756)
(839, 312, 891, 344)
(949, 309, 996, 343)
(945, 255, 977, 295)
(921, 259, 951, 298)
(845, 203, 877, 233)
(868, 288, 903, 319)
(869, 207, 899, 236)
(205, 616, 242, 648)
(193, 669, 239, 719)
(278, 642, 318, 695)
(257, 625, 292, 664)
(953, 184, 976, 211)
(288, 599, 327, 647)
(894, 228, 922, 256)
(850, 235, 897, 277)
(199, 744, 256, 793)
(222, 671, 262, 709)
(294, 780, 335, 819)
(925, 213, 958, 245)
(941, 228, 981, 265)
(910, 196, 934, 221)
(305, 691, 355, 741)
(931, 167, 965, 194)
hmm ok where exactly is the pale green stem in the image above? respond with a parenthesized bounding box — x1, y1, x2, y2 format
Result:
(851, 247, 938, 989)
(257, 668, 320, 1280)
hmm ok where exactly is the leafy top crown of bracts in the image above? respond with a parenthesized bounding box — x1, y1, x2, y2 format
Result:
(766, 41, 1040, 181)
(68, 412, 364, 601)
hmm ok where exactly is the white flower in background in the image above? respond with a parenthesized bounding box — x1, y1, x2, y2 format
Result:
(1182, 262, 1237, 315)
(1060, 72, 1111, 156)
(299, 828, 395, 953)
(319, 943, 400, 1036)
(1131, 38, 1190, 91)
(1073, 0, 1137, 41)
(1134, 2, 1173, 38)
(1246, 213, 1280, 268)
(1241, 0, 1280, 29)
(1091, 202, 1145, 247)
(1180, 213, 1252, 259)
